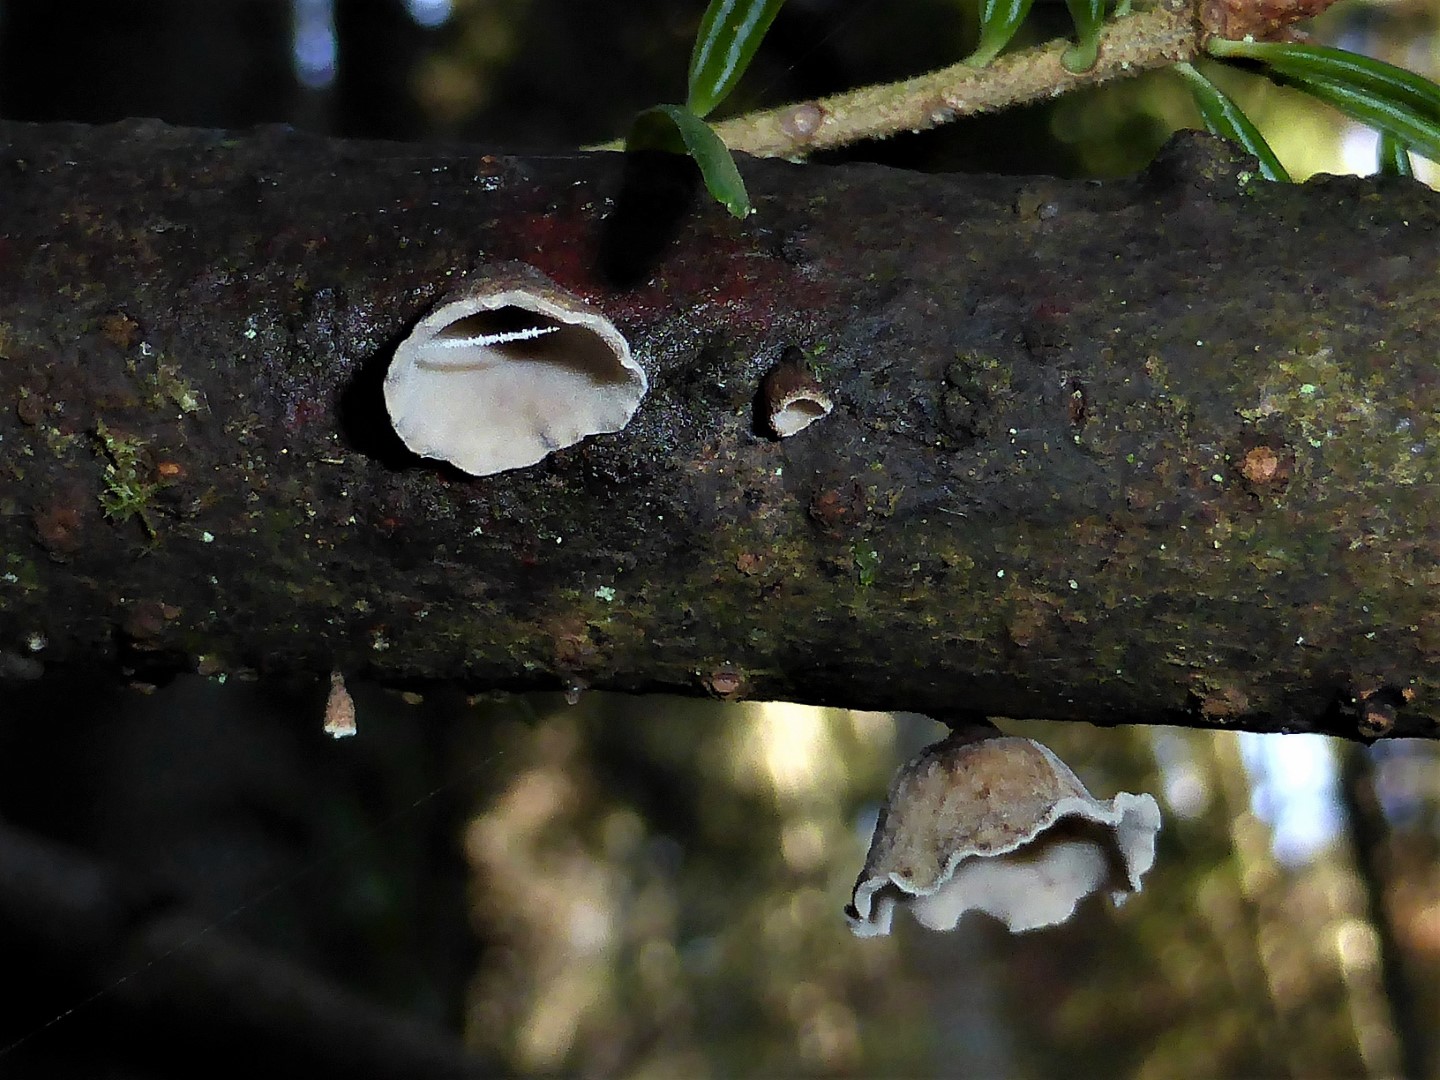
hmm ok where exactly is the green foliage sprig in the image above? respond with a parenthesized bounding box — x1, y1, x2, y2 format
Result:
(687, 0, 787, 118)
(1199, 39, 1440, 180)
(1062, 0, 1108, 73)
(626, 0, 1440, 217)
(629, 104, 751, 218)
(967, 0, 1038, 69)
(626, 0, 787, 218)
(968, 0, 1118, 72)
(1377, 131, 1415, 178)
(1174, 61, 1290, 182)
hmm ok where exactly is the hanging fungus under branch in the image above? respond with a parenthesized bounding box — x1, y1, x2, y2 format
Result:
(847, 720, 1162, 936)
(383, 262, 646, 476)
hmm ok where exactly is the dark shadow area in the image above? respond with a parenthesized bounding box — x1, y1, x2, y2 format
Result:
(337, 323, 423, 469)
(0, 677, 487, 1079)
(0, 0, 295, 127)
(597, 150, 703, 289)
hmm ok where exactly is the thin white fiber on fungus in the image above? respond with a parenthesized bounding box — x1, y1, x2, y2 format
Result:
(384, 263, 646, 476)
(846, 722, 1161, 936)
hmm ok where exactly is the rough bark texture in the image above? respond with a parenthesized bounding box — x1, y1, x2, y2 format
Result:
(2, 119, 1439, 739)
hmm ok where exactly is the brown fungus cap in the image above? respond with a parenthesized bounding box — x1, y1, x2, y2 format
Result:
(847, 724, 1161, 936)
(760, 354, 832, 438)
(323, 670, 356, 739)
(384, 263, 646, 476)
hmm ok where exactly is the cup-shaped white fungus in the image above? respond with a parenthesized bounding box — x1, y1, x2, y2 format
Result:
(847, 722, 1161, 936)
(384, 263, 646, 476)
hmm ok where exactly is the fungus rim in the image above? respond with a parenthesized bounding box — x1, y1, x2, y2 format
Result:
(760, 354, 832, 439)
(383, 264, 646, 476)
(846, 726, 1162, 937)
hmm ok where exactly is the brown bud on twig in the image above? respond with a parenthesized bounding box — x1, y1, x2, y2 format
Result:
(1199, 0, 1342, 42)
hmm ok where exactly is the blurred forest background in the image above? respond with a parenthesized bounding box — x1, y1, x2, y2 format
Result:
(1, 1, 1439, 1077)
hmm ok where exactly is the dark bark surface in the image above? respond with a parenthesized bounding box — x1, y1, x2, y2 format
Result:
(2, 119, 1440, 738)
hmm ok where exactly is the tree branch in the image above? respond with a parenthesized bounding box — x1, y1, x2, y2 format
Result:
(2, 120, 1439, 739)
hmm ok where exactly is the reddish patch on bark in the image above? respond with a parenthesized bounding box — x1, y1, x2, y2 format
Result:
(285, 397, 328, 432)
(500, 211, 830, 338)
(808, 483, 864, 535)
(1347, 683, 1408, 739)
(1237, 440, 1293, 495)
(33, 498, 85, 556)
(15, 388, 45, 426)
(1359, 700, 1396, 737)
(1007, 598, 1056, 649)
(122, 599, 171, 644)
(735, 552, 764, 576)
(702, 664, 747, 700)
(1196, 684, 1250, 720)
(551, 616, 597, 670)
(1242, 446, 1280, 482)
(1021, 297, 1073, 357)
(99, 311, 141, 350)
(500, 212, 595, 290)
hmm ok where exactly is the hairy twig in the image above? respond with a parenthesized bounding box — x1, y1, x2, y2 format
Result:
(710, 3, 1198, 159)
